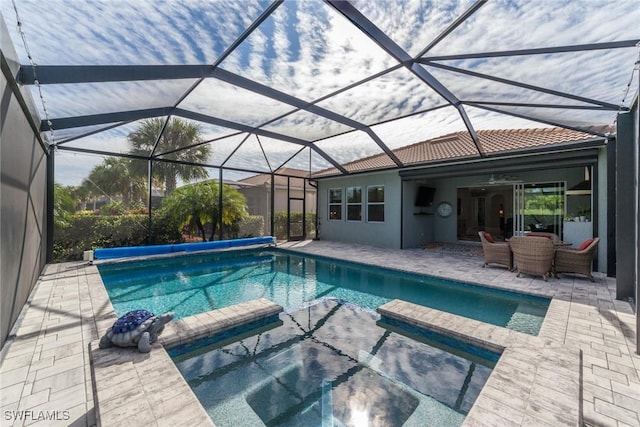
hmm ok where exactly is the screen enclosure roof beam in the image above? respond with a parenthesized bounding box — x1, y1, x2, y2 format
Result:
(325, 0, 485, 157)
(425, 61, 622, 110)
(419, 39, 640, 61)
(173, 108, 349, 174)
(466, 102, 611, 137)
(22, 64, 404, 169)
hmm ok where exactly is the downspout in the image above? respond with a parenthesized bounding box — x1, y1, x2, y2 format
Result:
(219, 169, 223, 241)
(309, 180, 319, 240)
(270, 174, 275, 239)
(146, 159, 153, 244)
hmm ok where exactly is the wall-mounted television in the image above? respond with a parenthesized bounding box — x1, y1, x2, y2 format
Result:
(415, 186, 436, 207)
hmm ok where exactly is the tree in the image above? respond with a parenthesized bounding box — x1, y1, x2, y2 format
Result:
(70, 184, 93, 211)
(160, 181, 247, 241)
(128, 118, 210, 194)
(53, 183, 75, 229)
(83, 157, 145, 208)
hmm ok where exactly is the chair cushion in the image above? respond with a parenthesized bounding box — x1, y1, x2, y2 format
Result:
(578, 238, 594, 251)
(484, 232, 495, 243)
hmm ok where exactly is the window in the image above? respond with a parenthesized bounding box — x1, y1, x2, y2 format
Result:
(328, 188, 342, 220)
(346, 186, 362, 221)
(367, 185, 384, 222)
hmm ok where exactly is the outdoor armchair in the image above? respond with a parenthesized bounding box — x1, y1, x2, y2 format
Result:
(554, 237, 600, 281)
(526, 232, 560, 243)
(509, 236, 555, 281)
(478, 231, 512, 270)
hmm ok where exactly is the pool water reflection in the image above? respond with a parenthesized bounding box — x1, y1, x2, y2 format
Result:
(169, 300, 498, 427)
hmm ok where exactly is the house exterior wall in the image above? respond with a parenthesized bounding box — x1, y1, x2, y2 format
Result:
(1, 22, 49, 348)
(318, 157, 608, 272)
(318, 170, 401, 248)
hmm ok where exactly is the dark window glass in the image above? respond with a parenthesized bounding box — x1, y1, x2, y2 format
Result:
(329, 205, 342, 220)
(347, 187, 362, 203)
(368, 204, 384, 222)
(368, 186, 384, 203)
(347, 205, 361, 221)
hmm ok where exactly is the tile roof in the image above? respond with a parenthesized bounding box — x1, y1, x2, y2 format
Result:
(238, 167, 311, 187)
(314, 127, 610, 177)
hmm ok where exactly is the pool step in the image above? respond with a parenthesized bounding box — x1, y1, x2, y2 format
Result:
(159, 298, 283, 348)
(377, 299, 581, 427)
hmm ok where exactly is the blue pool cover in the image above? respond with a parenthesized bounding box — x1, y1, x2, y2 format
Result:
(93, 236, 275, 260)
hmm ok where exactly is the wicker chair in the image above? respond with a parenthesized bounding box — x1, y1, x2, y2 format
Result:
(478, 231, 512, 270)
(554, 237, 600, 281)
(508, 236, 555, 281)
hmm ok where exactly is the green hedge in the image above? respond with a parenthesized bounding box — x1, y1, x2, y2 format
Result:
(54, 211, 315, 262)
(273, 211, 316, 240)
(53, 213, 183, 262)
(237, 215, 265, 238)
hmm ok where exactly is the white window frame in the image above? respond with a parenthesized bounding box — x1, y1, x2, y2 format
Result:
(328, 188, 343, 221)
(346, 186, 362, 222)
(366, 185, 385, 223)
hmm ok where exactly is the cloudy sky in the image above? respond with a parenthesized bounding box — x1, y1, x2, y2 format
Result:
(2, 0, 638, 186)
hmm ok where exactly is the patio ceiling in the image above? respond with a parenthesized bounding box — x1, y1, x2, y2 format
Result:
(2, 0, 639, 183)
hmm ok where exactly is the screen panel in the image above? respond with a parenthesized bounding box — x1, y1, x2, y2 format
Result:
(315, 67, 447, 125)
(62, 117, 170, 156)
(260, 109, 354, 142)
(349, 0, 476, 57)
(178, 77, 298, 128)
(369, 105, 468, 150)
(2, 0, 270, 65)
(432, 48, 639, 107)
(426, 0, 640, 57)
(218, 0, 397, 101)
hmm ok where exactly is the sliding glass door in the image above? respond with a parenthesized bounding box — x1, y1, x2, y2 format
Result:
(513, 182, 565, 237)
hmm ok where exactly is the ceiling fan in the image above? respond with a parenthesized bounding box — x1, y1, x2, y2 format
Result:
(487, 174, 523, 185)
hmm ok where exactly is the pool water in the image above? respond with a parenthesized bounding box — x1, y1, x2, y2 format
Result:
(98, 248, 549, 335)
(169, 300, 498, 427)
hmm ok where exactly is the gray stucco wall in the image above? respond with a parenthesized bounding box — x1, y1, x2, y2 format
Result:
(317, 170, 401, 248)
(1, 19, 49, 348)
(402, 181, 434, 248)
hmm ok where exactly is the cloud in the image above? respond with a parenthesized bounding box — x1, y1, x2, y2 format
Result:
(2, 0, 638, 184)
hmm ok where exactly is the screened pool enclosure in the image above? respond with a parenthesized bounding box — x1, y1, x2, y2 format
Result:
(1, 0, 639, 254)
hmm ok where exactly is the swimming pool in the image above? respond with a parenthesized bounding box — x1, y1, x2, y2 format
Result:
(169, 299, 498, 427)
(98, 248, 549, 335)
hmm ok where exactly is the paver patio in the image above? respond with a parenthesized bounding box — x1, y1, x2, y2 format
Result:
(0, 241, 638, 426)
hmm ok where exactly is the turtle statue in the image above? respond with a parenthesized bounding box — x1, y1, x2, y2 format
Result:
(99, 310, 174, 353)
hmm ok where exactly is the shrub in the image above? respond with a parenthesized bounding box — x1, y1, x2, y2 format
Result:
(53, 212, 183, 262)
(273, 211, 316, 240)
(99, 201, 125, 216)
(237, 215, 265, 238)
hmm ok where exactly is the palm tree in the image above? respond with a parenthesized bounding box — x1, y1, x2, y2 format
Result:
(70, 184, 91, 211)
(83, 157, 145, 208)
(128, 118, 210, 195)
(160, 180, 247, 241)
